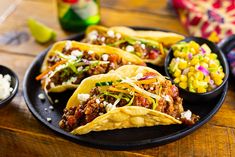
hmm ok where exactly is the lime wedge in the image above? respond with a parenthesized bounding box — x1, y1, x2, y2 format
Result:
(27, 18, 56, 43)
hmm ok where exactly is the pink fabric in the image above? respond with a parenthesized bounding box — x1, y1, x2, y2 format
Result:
(172, 0, 235, 42)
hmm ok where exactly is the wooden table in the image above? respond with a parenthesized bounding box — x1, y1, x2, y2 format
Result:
(0, 0, 234, 156)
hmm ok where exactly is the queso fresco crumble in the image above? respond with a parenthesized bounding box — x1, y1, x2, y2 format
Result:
(0, 74, 13, 100)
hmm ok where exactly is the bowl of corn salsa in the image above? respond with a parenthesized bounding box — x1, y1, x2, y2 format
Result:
(165, 37, 229, 103)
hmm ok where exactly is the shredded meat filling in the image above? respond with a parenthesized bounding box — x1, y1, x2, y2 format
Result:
(59, 80, 196, 132)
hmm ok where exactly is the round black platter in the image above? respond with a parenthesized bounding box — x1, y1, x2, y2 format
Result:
(23, 27, 228, 150)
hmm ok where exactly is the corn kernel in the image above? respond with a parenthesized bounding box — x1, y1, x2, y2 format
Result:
(188, 72, 194, 77)
(193, 80, 198, 88)
(191, 57, 199, 65)
(211, 72, 219, 79)
(179, 60, 188, 69)
(179, 81, 188, 89)
(214, 59, 220, 66)
(190, 41, 200, 53)
(203, 56, 210, 63)
(209, 61, 218, 68)
(204, 76, 211, 83)
(195, 71, 204, 81)
(174, 50, 181, 57)
(174, 78, 180, 83)
(173, 69, 181, 77)
(197, 87, 207, 93)
(189, 67, 195, 72)
(209, 53, 217, 59)
(180, 75, 187, 82)
(219, 72, 225, 78)
(214, 78, 223, 86)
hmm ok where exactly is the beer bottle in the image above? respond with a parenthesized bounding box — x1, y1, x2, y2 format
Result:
(57, 0, 100, 32)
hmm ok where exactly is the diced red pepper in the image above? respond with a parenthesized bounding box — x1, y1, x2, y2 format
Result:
(148, 49, 159, 59)
(109, 54, 118, 62)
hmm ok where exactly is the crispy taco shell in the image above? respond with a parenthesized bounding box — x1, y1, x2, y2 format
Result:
(110, 26, 184, 47)
(39, 41, 145, 93)
(85, 25, 167, 66)
(65, 65, 182, 135)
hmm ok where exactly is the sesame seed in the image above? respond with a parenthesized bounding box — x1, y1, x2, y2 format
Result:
(54, 99, 59, 103)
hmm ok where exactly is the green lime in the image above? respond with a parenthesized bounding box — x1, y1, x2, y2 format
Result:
(27, 18, 56, 43)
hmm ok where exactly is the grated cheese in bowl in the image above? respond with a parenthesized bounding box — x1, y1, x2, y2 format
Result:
(0, 74, 13, 100)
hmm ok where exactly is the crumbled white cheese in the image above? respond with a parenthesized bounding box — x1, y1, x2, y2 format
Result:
(107, 30, 115, 37)
(71, 50, 83, 57)
(44, 108, 48, 111)
(102, 54, 109, 61)
(0, 74, 13, 100)
(46, 117, 52, 122)
(38, 93, 45, 100)
(54, 99, 59, 103)
(88, 30, 98, 40)
(126, 45, 134, 52)
(141, 44, 146, 49)
(69, 55, 77, 61)
(49, 105, 54, 110)
(77, 94, 90, 103)
(96, 99, 100, 104)
(163, 95, 171, 102)
(135, 73, 143, 80)
(65, 41, 72, 51)
(68, 77, 77, 83)
(103, 101, 108, 105)
(181, 110, 192, 120)
(105, 103, 116, 112)
(88, 50, 94, 55)
(116, 33, 122, 39)
(77, 66, 83, 72)
(100, 37, 106, 42)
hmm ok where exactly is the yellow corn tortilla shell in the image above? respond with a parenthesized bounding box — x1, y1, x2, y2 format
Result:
(110, 26, 185, 47)
(66, 65, 182, 135)
(41, 40, 145, 72)
(86, 25, 184, 46)
(40, 41, 145, 93)
(71, 106, 181, 135)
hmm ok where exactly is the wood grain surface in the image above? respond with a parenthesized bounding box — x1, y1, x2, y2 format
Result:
(0, 0, 234, 157)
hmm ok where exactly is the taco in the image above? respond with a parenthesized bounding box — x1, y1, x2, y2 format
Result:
(59, 65, 199, 135)
(36, 41, 145, 93)
(83, 25, 184, 66)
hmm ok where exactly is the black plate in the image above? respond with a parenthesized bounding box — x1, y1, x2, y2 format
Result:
(23, 27, 228, 150)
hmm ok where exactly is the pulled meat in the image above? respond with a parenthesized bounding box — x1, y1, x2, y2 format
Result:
(59, 79, 197, 132)
(46, 49, 126, 90)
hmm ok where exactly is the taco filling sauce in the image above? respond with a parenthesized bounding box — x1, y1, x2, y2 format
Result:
(85, 30, 164, 60)
(59, 72, 199, 132)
